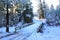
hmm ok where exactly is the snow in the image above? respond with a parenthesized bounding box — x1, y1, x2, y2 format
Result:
(0, 17, 60, 40)
(25, 24, 60, 40)
(26, 14, 31, 18)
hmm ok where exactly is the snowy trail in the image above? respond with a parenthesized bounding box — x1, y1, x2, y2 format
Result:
(0, 20, 41, 40)
(0, 29, 33, 40)
(1, 18, 60, 40)
(10, 31, 34, 40)
(0, 28, 33, 40)
(0, 32, 21, 40)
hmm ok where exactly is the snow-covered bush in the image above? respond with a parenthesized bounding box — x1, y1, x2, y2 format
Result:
(46, 8, 60, 26)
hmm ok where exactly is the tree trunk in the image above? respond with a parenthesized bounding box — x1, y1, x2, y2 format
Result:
(6, 1, 9, 32)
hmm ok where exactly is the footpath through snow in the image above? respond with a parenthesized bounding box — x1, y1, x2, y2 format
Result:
(0, 18, 60, 40)
(0, 18, 42, 40)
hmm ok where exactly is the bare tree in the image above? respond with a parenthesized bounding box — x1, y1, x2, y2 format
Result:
(38, 0, 44, 19)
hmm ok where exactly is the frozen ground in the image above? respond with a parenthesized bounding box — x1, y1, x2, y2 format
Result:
(0, 17, 60, 40)
(25, 24, 60, 40)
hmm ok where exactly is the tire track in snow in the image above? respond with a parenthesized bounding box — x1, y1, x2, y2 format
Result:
(0, 32, 24, 40)
(10, 31, 34, 40)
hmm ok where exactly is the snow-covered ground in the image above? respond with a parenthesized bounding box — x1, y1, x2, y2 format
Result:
(0, 17, 60, 40)
(0, 18, 41, 40)
(25, 24, 60, 40)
